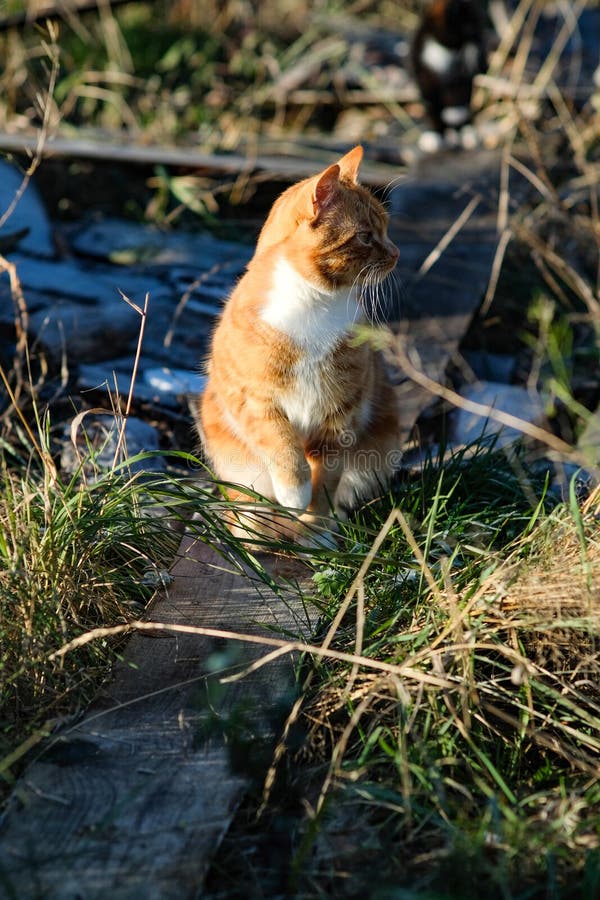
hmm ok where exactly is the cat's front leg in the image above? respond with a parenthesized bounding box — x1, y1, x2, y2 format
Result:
(229, 404, 310, 510)
(270, 448, 312, 511)
(269, 448, 338, 549)
(254, 421, 312, 510)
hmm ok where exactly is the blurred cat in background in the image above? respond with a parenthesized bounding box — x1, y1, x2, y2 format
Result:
(412, 0, 487, 151)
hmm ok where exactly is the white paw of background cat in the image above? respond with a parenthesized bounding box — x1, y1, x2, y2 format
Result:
(418, 125, 480, 154)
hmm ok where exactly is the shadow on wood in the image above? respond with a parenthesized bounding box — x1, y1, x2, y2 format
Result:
(0, 539, 314, 900)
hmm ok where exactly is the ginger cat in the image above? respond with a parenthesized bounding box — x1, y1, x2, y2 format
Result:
(198, 146, 401, 545)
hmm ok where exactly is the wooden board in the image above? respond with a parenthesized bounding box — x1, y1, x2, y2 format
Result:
(0, 538, 313, 899)
(387, 148, 502, 442)
(0, 132, 401, 188)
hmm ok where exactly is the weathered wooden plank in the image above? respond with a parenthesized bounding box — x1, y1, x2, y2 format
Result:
(0, 0, 138, 31)
(0, 132, 402, 187)
(387, 148, 501, 441)
(0, 538, 313, 900)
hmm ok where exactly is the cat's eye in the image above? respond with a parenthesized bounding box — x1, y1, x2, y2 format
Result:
(357, 231, 373, 245)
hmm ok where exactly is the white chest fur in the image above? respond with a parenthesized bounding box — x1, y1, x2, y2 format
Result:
(280, 355, 373, 438)
(261, 255, 362, 436)
(421, 38, 480, 78)
(280, 356, 328, 435)
(260, 255, 360, 354)
(421, 37, 457, 75)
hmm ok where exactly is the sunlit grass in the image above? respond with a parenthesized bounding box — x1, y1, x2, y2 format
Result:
(204, 448, 600, 898)
(0, 424, 181, 784)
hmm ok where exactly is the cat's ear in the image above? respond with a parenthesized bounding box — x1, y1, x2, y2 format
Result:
(338, 145, 363, 183)
(313, 163, 341, 216)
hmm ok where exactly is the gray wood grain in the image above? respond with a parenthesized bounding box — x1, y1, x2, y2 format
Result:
(387, 148, 501, 440)
(0, 132, 401, 187)
(0, 539, 313, 900)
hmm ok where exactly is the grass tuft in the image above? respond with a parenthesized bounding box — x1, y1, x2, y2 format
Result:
(205, 447, 600, 898)
(288, 450, 600, 896)
(0, 407, 181, 787)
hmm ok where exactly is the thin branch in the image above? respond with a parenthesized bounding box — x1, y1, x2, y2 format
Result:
(111, 291, 149, 469)
(48, 619, 455, 689)
(415, 195, 480, 281)
(392, 334, 582, 461)
(0, 22, 60, 232)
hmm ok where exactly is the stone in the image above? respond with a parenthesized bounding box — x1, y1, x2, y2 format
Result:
(29, 298, 142, 363)
(144, 366, 206, 397)
(8, 254, 170, 308)
(140, 296, 216, 368)
(69, 217, 251, 269)
(60, 413, 165, 479)
(77, 361, 206, 409)
(449, 381, 546, 449)
(0, 281, 51, 322)
(76, 360, 152, 404)
(0, 161, 55, 258)
(537, 459, 596, 503)
(462, 350, 517, 384)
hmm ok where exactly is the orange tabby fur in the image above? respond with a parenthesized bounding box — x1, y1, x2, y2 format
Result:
(198, 146, 401, 545)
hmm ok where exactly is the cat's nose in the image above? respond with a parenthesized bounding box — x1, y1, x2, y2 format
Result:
(388, 241, 400, 261)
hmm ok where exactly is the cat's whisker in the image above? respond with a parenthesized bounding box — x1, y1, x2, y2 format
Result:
(384, 270, 401, 322)
(352, 264, 372, 312)
(365, 269, 386, 328)
(362, 267, 381, 324)
(379, 281, 390, 326)
(390, 272, 401, 316)
(391, 269, 409, 306)
(375, 280, 388, 327)
(369, 267, 391, 326)
(378, 174, 407, 207)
